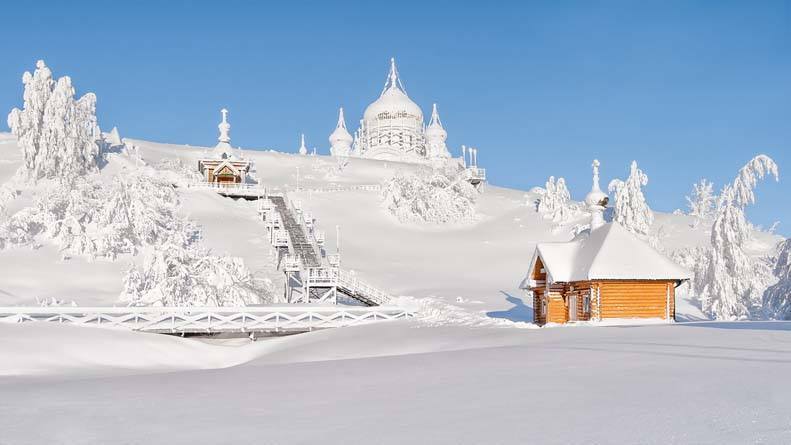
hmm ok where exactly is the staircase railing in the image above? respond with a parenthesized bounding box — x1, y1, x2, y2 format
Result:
(337, 269, 392, 306)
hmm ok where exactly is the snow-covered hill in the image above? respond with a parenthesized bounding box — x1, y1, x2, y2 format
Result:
(1, 132, 783, 318)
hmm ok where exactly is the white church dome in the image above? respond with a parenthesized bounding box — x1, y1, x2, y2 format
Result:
(363, 58, 423, 125)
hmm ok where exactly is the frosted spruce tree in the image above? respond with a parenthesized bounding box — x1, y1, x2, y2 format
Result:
(694, 155, 778, 319)
(608, 161, 653, 236)
(686, 179, 716, 227)
(381, 167, 478, 224)
(763, 239, 791, 319)
(537, 176, 573, 223)
(7, 60, 101, 181)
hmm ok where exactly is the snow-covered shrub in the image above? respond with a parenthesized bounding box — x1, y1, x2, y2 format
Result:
(536, 176, 576, 223)
(6, 60, 101, 181)
(763, 239, 791, 319)
(381, 168, 478, 224)
(608, 161, 653, 236)
(686, 179, 716, 225)
(693, 154, 779, 319)
(120, 242, 273, 307)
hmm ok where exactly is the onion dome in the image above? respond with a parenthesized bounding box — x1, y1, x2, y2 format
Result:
(585, 159, 609, 208)
(362, 58, 423, 124)
(329, 107, 353, 146)
(425, 103, 447, 142)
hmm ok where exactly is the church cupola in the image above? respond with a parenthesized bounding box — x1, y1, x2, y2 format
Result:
(425, 103, 450, 159)
(585, 159, 609, 231)
(298, 133, 308, 156)
(329, 107, 353, 157)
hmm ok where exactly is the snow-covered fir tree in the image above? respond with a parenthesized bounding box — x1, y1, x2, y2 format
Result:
(537, 176, 574, 223)
(694, 154, 779, 319)
(608, 161, 653, 236)
(120, 242, 273, 307)
(686, 178, 716, 226)
(763, 239, 791, 319)
(382, 167, 478, 224)
(6, 60, 101, 181)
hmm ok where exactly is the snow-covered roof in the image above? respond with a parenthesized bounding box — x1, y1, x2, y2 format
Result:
(531, 222, 691, 283)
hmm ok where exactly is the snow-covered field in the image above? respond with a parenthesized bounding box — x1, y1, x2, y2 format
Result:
(1, 132, 789, 443)
(3, 319, 791, 444)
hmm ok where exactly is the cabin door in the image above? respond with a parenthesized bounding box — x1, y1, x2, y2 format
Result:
(568, 295, 577, 321)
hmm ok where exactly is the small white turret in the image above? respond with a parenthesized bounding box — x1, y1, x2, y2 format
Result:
(298, 133, 308, 156)
(426, 103, 450, 159)
(213, 108, 234, 158)
(329, 107, 353, 157)
(585, 159, 609, 231)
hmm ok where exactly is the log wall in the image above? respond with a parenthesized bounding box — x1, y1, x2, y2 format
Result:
(595, 280, 675, 320)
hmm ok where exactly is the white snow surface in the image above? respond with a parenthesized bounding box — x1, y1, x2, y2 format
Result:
(0, 133, 788, 443)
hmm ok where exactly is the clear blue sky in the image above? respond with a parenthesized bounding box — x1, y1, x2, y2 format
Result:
(1, 1, 789, 235)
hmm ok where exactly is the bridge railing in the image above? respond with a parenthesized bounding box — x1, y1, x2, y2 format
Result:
(0, 306, 415, 334)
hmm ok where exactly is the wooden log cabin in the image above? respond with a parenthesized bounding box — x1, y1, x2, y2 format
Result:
(521, 222, 691, 325)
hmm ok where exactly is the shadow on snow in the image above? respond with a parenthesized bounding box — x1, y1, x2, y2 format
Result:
(486, 291, 533, 323)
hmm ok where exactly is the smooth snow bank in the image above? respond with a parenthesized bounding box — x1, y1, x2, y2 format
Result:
(3, 322, 791, 444)
(0, 322, 266, 377)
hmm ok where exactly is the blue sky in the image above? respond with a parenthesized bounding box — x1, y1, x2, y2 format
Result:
(1, 1, 789, 235)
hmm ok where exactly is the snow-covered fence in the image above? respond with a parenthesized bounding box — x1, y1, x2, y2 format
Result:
(0, 306, 415, 335)
(188, 182, 268, 198)
(299, 184, 382, 194)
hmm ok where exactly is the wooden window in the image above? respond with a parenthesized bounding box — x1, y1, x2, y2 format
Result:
(583, 294, 590, 313)
(541, 296, 547, 316)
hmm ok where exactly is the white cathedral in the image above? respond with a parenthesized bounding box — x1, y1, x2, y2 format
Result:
(329, 58, 452, 163)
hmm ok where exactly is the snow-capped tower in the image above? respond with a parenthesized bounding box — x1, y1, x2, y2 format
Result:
(215, 108, 232, 155)
(426, 103, 450, 159)
(585, 159, 609, 231)
(329, 107, 353, 157)
(298, 133, 308, 155)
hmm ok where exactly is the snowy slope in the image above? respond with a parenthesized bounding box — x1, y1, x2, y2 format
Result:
(2, 132, 781, 318)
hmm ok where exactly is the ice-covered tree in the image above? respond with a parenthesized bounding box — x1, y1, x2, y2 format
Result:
(763, 239, 791, 319)
(120, 242, 272, 307)
(7, 60, 101, 181)
(382, 168, 478, 224)
(694, 154, 779, 319)
(608, 161, 653, 236)
(0, 170, 197, 259)
(537, 176, 574, 223)
(686, 178, 716, 226)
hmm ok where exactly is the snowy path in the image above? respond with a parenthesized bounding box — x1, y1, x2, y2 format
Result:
(2, 322, 791, 444)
